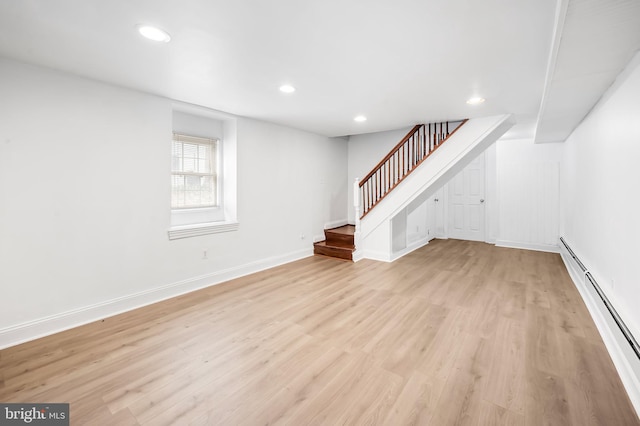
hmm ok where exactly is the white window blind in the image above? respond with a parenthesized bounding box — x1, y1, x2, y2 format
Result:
(171, 133, 218, 209)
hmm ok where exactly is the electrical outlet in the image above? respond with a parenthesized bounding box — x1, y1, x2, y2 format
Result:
(202, 249, 208, 260)
(300, 234, 306, 240)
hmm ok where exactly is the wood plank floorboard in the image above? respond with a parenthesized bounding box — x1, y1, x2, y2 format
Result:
(1, 239, 638, 425)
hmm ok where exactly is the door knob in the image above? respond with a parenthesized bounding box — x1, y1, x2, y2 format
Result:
(480, 199, 485, 203)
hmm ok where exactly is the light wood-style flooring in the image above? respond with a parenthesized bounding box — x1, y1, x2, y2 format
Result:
(1, 239, 638, 425)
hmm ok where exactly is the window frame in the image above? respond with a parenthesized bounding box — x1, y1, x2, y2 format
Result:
(168, 107, 238, 240)
(171, 133, 219, 210)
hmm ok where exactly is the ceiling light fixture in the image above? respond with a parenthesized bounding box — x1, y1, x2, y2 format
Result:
(137, 24, 171, 43)
(354, 115, 367, 122)
(466, 97, 485, 105)
(279, 84, 296, 94)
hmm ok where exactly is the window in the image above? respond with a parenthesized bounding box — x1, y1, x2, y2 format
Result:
(168, 108, 238, 240)
(171, 133, 218, 209)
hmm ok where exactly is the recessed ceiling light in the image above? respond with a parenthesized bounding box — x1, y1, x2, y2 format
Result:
(466, 97, 485, 105)
(354, 115, 367, 122)
(137, 24, 171, 43)
(279, 84, 296, 94)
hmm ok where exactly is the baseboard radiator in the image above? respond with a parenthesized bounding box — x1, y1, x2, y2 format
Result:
(560, 237, 640, 360)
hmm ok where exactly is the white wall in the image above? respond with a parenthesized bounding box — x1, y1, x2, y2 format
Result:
(236, 118, 348, 245)
(559, 53, 640, 413)
(561, 52, 640, 337)
(389, 198, 430, 255)
(406, 198, 429, 244)
(391, 210, 407, 253)
(495, 138, 562, 251)
(173, 110, 224, 139)
(0, 58, 347, 347)
(485, 143, 498, 243)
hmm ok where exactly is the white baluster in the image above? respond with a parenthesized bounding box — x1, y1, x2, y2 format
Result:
(353, 178, 361, 231)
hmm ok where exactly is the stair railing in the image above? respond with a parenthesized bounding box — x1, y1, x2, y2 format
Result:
(356, 119, 468, 219)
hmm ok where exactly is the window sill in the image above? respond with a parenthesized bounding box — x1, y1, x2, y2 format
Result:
(168, 221, 239, 240)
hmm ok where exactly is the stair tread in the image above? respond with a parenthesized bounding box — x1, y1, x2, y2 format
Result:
(325, 225, 356, 236)
(314, 253, 352, 262)
(313, 240, 355, 251)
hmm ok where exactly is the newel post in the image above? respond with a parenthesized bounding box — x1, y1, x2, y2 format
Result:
(353, 177, 362, 255)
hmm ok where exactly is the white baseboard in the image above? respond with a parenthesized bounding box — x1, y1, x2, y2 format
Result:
(361, 249, 392, 263)
(495, 239, 559, 253)
(0, 248, 313, 350)
(559, 242, 640, 418)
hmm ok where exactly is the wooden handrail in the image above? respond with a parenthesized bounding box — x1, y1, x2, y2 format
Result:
(360, 124, 422, 184)
(358, 119, 468, 219)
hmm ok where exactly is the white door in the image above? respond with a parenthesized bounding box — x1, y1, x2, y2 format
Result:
(448, 152, 485, 241)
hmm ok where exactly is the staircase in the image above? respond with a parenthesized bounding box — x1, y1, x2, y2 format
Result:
(311, 115, 514, 263)
(313, 225, 356, 261)
(354, 114, 515, 262)
(358, 120, 467, 219)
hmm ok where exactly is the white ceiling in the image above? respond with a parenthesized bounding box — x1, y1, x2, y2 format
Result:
(535, 0, 640, 143)
(0, 0, 638, 139)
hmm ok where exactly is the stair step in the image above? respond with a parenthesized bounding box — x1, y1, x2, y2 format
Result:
(313, 240, 354, 261)
(313, 225, 356, 261)
(324, 225, 355, 248)
(319, 240, 354, 249)
(325, 224, 356, 236)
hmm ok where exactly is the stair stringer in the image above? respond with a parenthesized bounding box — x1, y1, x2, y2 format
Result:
(353, 114, 515, 262)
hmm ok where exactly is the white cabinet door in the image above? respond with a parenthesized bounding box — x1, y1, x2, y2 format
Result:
(448, 152, 485, 241)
